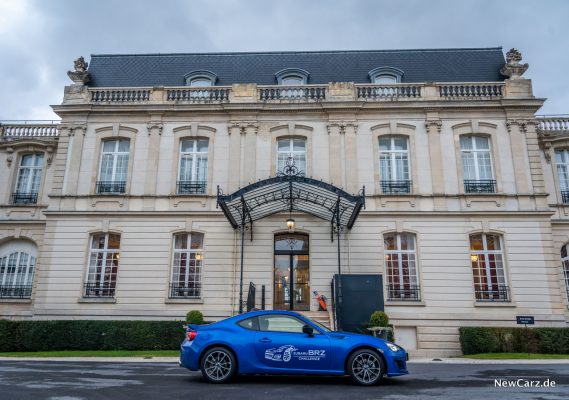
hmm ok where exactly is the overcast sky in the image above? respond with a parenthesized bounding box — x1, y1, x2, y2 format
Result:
(0, 0, 567, 120)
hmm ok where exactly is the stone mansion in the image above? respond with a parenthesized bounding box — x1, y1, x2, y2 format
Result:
(1, 47, 568, 356)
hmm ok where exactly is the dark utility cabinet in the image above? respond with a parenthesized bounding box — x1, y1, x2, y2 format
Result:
(333, 274, 384, 332)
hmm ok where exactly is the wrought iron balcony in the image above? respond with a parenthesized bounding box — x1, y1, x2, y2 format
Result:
(561, 190, 569, 204)
(11, 192, 38, 205)
(96, 181, 126, 194)
(0, 284, 32, 299)
(474, 285, 510, 302)
(83, 283, 115, 298)
(169, 283, 201, 299)
(387, 285, 421, 301)
(380, 180, 412, 194)
(176, 180, 207, 195)
(464, 179, 496, 194)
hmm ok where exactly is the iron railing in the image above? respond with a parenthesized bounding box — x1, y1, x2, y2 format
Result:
(464, 179, 496, 194)
(474, 285, 510, 302)
(0, 284, 32, 298)
(561, 190, 569, 203)
(96, 181, 126, 194)
(380, 180, 412, 194)
(387, 285, 421, 301)
(11, 192, 38, 205)
(83, 283, 115, 298)
(169, 283, 201, 299)
(176, 180, 207, 195)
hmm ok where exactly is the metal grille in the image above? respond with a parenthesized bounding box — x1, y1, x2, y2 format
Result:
(464, 179, 496, 193)
(96, 181, 126, 194)
(387, 285, 421, 301)
(474, 285, 510, 302)
(83, 283, 115, 298)
(176, 180, 206, 195)
(380, 180, 412, 194)
(11, 192, 38, 205)
(0, 285, 32, 298)
(169, 283, 201, 298)
(561, 190, 569, 203)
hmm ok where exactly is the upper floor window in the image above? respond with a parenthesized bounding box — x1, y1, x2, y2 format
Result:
(170, 232, 204, 299)
(384, 233, 420, 301)
(97, 139, 129, 194)
(277, 137, 306, 174)
(275, 68, 310, 85)
(84, 233, 121, 298)
(368, 66, 404, 84)
(12, 153, 43, 205)
(184, 70, 217, 87)
(555, 150, 569, 203)
(470, 233, 509, 302)
(0, 240, 37, 299)
(178, 139, 208, 195)
(460, 135, 496, 193)
(561, 244, 569, 299)
(379, 136, 411, 194)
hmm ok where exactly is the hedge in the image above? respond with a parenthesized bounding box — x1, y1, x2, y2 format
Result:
(0, 320, 186, 352)
(459, 327, 569, 355)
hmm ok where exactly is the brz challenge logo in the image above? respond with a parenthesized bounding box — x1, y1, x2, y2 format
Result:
(264, 345, 326, 362)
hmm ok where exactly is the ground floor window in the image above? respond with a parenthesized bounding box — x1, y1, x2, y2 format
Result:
(561, 244, 569, 298)
(84, 233, 121, 297)
(0, 240, 37, 298)
(470, 233, 509, 301)
(170, 232, 204, 298)
(384, 232, 420, 301)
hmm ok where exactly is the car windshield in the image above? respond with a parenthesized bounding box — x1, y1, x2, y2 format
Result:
(306, 316, 331, 332)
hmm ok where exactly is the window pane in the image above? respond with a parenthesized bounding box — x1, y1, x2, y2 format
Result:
(393, 137, 407, 151)
(92, 234, 106, 249)
(190, 233, 204, 249)
(277, 139, 290, 151)
(181, 139, 195, 153)
(118, 139, 130, 152)
(103, 140, 116, 152)
(374, 75, 397, 84)
(292, 139, 305, 151)
(282, 76, 303, 85)
(190, 78, 212, 87)
(486, 234, 501, 251)
(108, 234, 121, 250)
(475, 136, 490, 150)
(20, 155, 34, 166)
(400, 233, 415, 251)
(258, 315, 305, 333)
(175, 234, 188, 250)
(384, 234, 396, 251)
(379, 138, 390, 151)
(470, 234, 483, 251)
(562, 245, 567, 259)
(460, 136, 473, 150)
(34, 154, 44, 167)
(197, 139, 209, 152)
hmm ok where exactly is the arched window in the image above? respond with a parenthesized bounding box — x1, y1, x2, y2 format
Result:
(555, 149, 569, 203)
(561, 244, 569, 298)
(460, 135, 495, 193)
(277, 137, 306, 174)
(97, 139, 130, 194)
(84, 233, 121, 297)
(469, 233, 509, 301)
(184, 70, 217, 87)
(12, 153, 44, 204)
(0, 240, 37, 298)
(384, 233, 420, 301)
(379, 136, 411, 194)
(368, 66, 404, 84)
(275, 68, 309, 85)
(177, 138, 208, 194)
(170, 232, 204, 298)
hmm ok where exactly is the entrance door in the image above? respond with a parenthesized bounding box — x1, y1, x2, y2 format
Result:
(274, 233, 310, 311)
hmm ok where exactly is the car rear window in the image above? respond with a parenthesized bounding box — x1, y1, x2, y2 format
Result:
(237, 316, 259, 331)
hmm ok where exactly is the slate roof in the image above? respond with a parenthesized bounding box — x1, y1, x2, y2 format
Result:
(87, 47, 506, 87)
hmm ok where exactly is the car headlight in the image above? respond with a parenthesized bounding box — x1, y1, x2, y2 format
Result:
(386, 343, 399, 352)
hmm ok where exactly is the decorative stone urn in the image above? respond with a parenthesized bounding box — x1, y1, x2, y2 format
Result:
(500, 48, 529, 80)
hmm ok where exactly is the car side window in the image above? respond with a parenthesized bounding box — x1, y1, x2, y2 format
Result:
(237, 316, 259, 331)
(258, 315, 307, 333)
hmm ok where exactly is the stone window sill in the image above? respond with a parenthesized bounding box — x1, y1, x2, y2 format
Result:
(0, 298, 32, 304)
(165, 298, 204, 304)
(78, 297, 117, 304)
(474, 301, 516, 308)
(385, 300, 425, 306)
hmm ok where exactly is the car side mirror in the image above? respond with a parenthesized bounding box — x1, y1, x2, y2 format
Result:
(302, 324, 314, 336)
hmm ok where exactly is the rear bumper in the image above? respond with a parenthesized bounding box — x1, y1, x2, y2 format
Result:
(179, 340, 201, 371)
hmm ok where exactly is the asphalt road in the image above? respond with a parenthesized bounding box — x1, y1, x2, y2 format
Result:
(0, 360, 568, 400)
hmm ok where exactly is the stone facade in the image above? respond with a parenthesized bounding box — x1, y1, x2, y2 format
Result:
(0, 49, 568, 357)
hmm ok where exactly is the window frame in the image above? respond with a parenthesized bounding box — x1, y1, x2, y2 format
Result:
(184, 70, 218, 87)
(177, 138, 209, 194)
(275, 68, 310, 85)
(561, 244, 569, 299)
(555, 149, 569, 202)
(257, 314, 313, 334)
(469, 233, 510, 302)
(460, 135, 494, 181)
(0, 240, 37, 299)
(368, 66, 404, 84)
(276, 137, 307, 174)
(169, 232, 205, 299)
(84, 232, 121, 298)
(383, 232, 420, 301)
(98, 139, 130, 183)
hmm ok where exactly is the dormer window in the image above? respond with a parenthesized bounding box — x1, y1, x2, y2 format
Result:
(368, 66, 404, 84)
(275, 68, 309, 85)
(184, 70, 217, 87)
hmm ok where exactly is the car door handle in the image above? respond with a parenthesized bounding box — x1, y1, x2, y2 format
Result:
(259, 338, 272, 343)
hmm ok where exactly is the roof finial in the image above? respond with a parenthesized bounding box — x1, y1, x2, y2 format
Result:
(67, 56, 91, 84)
(500, 48, 528, 79)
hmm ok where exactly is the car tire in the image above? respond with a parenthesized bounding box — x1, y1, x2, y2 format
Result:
(200, 347, 237, 383)
(347, 348, 386, 386)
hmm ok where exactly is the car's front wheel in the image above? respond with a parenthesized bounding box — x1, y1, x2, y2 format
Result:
(200, 347, 237, 383)
(347, 348, 385, 385)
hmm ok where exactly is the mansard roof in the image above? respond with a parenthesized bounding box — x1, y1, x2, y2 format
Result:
(87, 47, 506, 87)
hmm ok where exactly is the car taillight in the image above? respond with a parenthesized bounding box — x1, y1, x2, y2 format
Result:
(186, 331, 197, 341)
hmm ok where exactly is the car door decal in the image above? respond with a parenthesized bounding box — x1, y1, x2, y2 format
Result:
(264, 345, 327, 362)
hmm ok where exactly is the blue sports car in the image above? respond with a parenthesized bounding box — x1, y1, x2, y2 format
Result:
(180, 310, 408, 385)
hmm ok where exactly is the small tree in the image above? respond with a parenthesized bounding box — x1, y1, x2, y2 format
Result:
(186, 310, 204, 325)
(369, 311, 389, 327)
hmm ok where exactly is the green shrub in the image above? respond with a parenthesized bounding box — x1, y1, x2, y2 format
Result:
(459, 327, 569, 355)
(185, 310, 204, 325)
(369, 311, 389, 327)
(0, 320, 185, 352)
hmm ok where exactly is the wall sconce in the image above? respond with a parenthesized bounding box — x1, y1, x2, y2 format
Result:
(286, 218, 295, 233)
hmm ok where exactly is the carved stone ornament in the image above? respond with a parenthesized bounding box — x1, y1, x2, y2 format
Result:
(67, 56, 91, 84)
(500, 48, 529, 79)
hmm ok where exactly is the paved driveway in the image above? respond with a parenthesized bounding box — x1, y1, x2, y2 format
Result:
(0, 360, 567, 400)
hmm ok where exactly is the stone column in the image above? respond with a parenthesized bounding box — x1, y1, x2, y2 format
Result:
(242, 123, 259, 187)
(144, 122, 163, 195)
(506, 119, 532, 195)
(344, 122, 359, 194)
(327, 122, 345, 187)
(425, 120, 444, 209)
(62, 123, 87, 196)
(523, 120, 547, 198)
(228, 122, 243, 192)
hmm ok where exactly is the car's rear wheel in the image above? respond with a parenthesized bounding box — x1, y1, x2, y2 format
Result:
(200, 347, 236, 383)
(347, 348, 385, 385)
